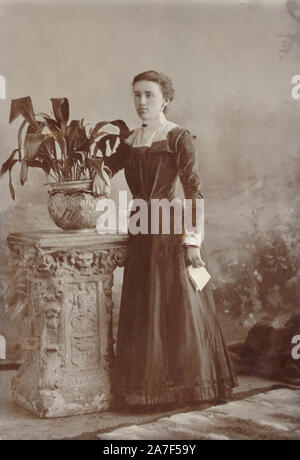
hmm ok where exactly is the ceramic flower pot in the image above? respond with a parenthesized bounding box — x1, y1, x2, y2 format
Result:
(47, 179, 105, 231)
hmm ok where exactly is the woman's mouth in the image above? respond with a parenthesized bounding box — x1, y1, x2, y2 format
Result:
(138, 108, 148, 112)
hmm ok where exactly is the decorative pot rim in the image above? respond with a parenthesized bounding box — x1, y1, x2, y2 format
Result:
(46, 178, 93, 185)
(47, 179, 94, 195)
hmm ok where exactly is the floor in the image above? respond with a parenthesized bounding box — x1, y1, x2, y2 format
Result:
(96, 388, 300, 440)
(0, 370, 298, 440)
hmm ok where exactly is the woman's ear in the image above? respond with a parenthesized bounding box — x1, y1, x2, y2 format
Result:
(162, 99, 170, 111)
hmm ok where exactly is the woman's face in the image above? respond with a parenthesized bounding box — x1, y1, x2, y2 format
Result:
(133, 80, 169, 122)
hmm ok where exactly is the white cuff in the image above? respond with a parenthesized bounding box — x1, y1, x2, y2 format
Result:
(182, 230, 203, 247)
(182, 198, 204, 247)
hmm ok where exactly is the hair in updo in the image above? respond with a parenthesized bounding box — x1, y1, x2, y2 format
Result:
(132, 70, 175, 112)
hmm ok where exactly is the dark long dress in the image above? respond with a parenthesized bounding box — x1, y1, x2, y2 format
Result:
(104, 126, 239, 405)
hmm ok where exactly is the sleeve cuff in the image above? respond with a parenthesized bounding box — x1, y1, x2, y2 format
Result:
(182, 231, 203, 247)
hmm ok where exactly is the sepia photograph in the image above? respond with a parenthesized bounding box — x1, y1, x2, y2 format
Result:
(0, 0, 299, 442)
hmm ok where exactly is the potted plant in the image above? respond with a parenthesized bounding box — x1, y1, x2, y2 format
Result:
(0, 97, 130, 230)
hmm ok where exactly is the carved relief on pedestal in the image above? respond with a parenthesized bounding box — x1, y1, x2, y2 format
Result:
(7, 234, 129, 417)
(68, 281, 99, 369)
(8, 243, 128, 277)
(12, 279, 64, 394)
(98, 247, 128, 272)
(30, 278, 48, 337)
(39, 300, 63, 390)
(10, 246, 129, 369)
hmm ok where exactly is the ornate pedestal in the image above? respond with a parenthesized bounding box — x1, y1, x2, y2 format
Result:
(7, 230, 129, 418)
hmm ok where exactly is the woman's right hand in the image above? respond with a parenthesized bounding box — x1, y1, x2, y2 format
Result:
(92, 174, 106, 197)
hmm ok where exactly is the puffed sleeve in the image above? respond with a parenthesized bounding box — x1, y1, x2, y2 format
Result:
(176, 130, 204, 247)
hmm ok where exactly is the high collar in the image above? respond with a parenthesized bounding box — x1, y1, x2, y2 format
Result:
(125, 112, 178, 148)
(141, 112, 167, 130)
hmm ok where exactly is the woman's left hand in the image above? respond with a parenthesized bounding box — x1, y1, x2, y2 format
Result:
(185, 246, 206, 268)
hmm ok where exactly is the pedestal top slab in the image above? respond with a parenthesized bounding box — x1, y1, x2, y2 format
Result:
(7, 230, 129, 251)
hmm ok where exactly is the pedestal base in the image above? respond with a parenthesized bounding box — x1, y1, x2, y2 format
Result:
(12, 368, 111, 418)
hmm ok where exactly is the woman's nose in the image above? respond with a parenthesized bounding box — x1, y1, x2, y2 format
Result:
(140, 94, 147, 105)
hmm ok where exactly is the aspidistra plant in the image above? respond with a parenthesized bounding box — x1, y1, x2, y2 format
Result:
(0, 96, 129, 199)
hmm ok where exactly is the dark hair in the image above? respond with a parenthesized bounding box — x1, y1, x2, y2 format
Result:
(132, 70, 175, 112)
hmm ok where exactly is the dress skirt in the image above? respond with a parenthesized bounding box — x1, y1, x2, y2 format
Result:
(104, 125, 239, 405)
(111, 231, 239, 405)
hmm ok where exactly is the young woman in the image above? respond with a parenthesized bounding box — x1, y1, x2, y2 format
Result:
(93, 70, 238, 407)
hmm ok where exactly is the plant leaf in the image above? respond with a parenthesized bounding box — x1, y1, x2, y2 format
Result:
(35, 145, 59, 179)
(9, 97, 36, 129)
(50, 98, 69, 126)
(107, 134, 118, 151)
(35, 112, 51, 119)
(69, 122, 89, 152)
(42, 117, 61, 136)
(88, 120, 130, 145)
(89, 121, 111, 140)
(20, 159, 28, 185)
(17, 120, 28, 158)
(23, 127, 45, 162)
(0, 149, 20, 177)
(86, 157, 104, 175)
(66, 120, 81, 150)
(109, 119, 130, 137)
(9, 168, 15, 200)
(94, 137, 107, 157)
(94, 134, 118, 157)
(73, 151, 87, 162)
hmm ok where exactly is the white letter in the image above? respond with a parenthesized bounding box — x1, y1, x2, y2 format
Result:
(291, 335, 300, 360)
(150, 198, 182, 234)
(291, 75, 300, 100)
(118, 190, 129, 234)
(128, 198, 148, 235)
(0, 335, 6, 359)
(96, 198, 116, 234)
(0, 75, 6, 100)
(184, 198, 204, 243)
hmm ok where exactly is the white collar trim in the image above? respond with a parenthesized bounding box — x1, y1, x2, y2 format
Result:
(126, 115, 178, 148)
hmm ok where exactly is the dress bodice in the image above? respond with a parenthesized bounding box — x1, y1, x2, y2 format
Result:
(105, 126, 203, 200)
(103, 123, 204, 246)
(124, 129, 186, 203)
